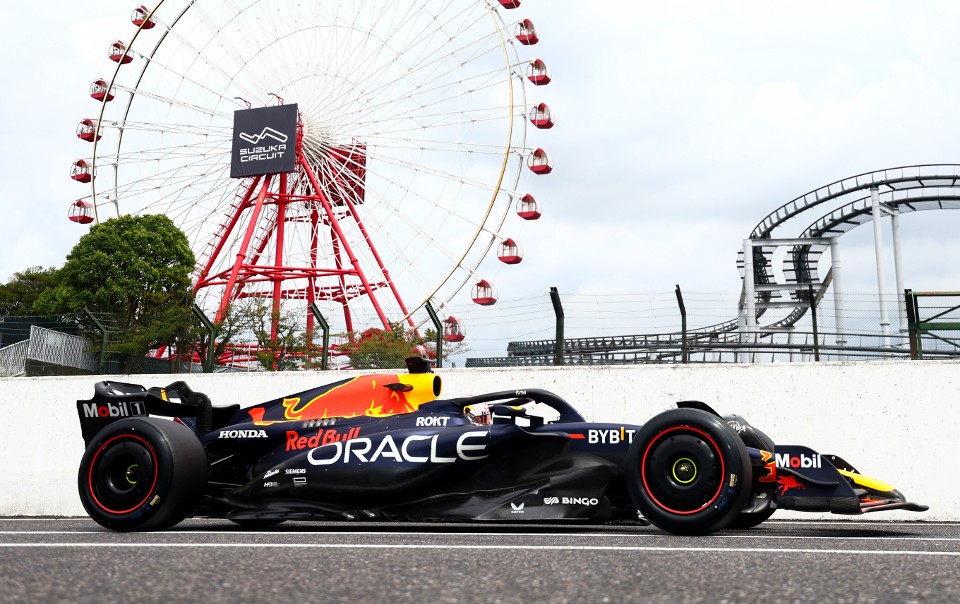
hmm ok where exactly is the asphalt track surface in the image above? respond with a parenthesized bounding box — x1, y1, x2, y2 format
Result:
(1, 518, 958, 603)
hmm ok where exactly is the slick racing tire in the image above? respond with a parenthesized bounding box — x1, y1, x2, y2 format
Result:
(728, 423, 776, 530)
(626, 409, 752, 536)
(78, 417, 208, 531)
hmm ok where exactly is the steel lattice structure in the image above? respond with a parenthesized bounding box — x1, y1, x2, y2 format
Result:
(70, 0, 556, 347)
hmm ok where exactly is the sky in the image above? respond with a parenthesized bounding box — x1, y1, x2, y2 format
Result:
(4, 1, 960, 363)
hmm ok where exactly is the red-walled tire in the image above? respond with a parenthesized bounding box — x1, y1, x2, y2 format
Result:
(78, 417, 207, 531)
(626, 409, 752, 535)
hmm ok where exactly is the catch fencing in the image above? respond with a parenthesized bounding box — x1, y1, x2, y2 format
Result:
(0, 326, 98, 377)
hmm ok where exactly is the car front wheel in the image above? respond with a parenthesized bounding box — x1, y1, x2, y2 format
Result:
(626, 408, 752, 535)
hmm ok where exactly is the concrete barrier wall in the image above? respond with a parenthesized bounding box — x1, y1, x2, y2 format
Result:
(2, 361, 957, 521)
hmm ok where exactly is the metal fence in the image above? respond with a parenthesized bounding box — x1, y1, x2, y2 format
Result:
(28, 326, 100, 372)
(2, 289, 958, 374)
(460, 290, 960, 367)
(0, 339, 29, 377)
(0, 324, 204, 377)
(0, 326, 99, 377)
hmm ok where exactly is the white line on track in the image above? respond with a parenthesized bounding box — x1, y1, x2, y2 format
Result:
(1, 530, 958, 543)
(0, 543, 958, 556)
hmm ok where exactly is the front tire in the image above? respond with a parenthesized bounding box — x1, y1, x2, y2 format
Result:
(78, 417, 207, 531)
(626, 409, 752, 535)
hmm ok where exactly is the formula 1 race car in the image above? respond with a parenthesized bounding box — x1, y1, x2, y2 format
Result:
(75, 358, 927, 535)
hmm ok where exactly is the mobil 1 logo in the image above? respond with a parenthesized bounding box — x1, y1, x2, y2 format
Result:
(230, 103, 298, 178)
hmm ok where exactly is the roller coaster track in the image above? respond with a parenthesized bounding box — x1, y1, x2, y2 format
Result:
(470, 165, 960, 366)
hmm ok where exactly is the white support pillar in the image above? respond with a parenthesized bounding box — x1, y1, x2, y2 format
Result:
(830, 237, 847, 360)
(741, 239, 756, 363)
(870, 187, 891, 348)
(891, 211, 907, 335)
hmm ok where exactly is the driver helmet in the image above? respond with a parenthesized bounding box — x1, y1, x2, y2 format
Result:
(465, 402, 492, 425)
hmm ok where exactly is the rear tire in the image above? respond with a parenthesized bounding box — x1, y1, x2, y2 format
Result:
(626, 409, 752, 535)
(78, 417, 207, 531)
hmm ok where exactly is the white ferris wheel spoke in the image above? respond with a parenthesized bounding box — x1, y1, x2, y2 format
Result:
(77, 0, 550, 335)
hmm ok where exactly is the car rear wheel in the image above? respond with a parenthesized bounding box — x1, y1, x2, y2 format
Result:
(626, 409, 752, 535)
(78, 417, 207, 531)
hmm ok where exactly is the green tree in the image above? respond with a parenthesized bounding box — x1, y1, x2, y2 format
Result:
(182, 299, 307, 372)
(0, 266, 60, 315)
(341, 324, 427, 369)
(250, 302, 305, 371)
(35, 214, 196, 368)
(183, 303, 257, 373)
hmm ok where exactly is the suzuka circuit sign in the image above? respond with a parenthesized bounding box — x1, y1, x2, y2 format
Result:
(230, 104, 298, 178)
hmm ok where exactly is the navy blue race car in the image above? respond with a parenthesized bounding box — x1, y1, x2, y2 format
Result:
(76, 358, 926, 535)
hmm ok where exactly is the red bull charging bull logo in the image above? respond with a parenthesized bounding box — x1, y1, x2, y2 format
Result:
(247, 373, 442, 423)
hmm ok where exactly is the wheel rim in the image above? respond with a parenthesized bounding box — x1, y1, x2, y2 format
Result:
(640, 426, 726, 515)
(87, 434, 159, 515)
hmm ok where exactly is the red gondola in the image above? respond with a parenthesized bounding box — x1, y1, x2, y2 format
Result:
(471, 279, 497, 306)
(527, 148, 552, 175)
(529, 102, 554, 129)
(497, 238, 523, 264)
(526, 59, 551, 86)
(498, 0, 521, 8)
(516, 193, 541, 220)
(76, 119, 101, 142)
(109, 41, 133, 64)
(131, 6, 156, 29)
(90, 79, 115, 102)
(515, 19, 539, 45)
(68, 200, 95, 224)
(70, 160, 94, 183)
(442, 316, 466, 343)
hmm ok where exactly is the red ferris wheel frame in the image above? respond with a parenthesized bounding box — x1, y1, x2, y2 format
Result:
(193, 114, 414, 343)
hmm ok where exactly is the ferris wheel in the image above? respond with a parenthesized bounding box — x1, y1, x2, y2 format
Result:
(69, 0, 554, 343)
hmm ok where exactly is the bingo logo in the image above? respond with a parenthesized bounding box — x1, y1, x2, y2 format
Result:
(543, 496, 598, 506)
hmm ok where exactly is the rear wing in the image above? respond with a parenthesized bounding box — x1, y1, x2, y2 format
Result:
(76, 380, 229, 444)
